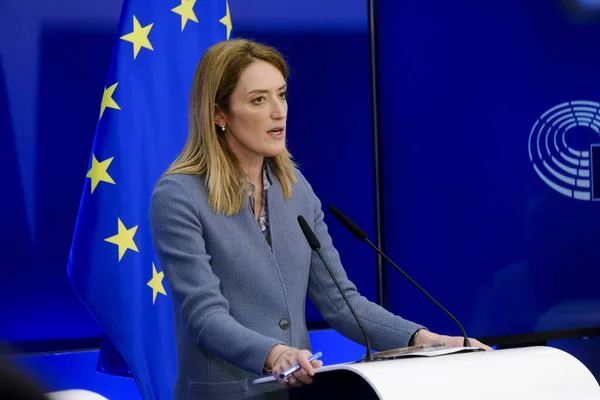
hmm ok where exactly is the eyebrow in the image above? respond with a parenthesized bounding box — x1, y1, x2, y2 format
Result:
(246, 84, 287, 96)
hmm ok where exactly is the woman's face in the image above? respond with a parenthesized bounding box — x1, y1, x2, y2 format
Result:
(217, 60, 288, 165)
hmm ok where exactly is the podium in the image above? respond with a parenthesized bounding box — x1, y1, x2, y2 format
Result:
(286, 346, 600, 399)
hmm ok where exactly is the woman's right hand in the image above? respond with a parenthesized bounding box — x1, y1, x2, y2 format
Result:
(266, 345, 323, 388)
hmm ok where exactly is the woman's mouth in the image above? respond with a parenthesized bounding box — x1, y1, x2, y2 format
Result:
(268, 127, 285, 138)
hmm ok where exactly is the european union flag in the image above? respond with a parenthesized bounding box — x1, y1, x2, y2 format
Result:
(68, 1, 233, 398)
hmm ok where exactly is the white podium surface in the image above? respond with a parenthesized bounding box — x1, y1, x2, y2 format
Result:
(314, 346, 600, 399)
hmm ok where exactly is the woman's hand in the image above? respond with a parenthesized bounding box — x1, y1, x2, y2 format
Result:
(414, 329, 493, 351)
(266, 345, 323, 388)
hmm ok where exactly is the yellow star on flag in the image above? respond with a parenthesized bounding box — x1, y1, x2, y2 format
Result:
(105, 218, 139, 261)
(172, 0, 198, 31)
(120, 16, 154, 59)
(86, 155, 115, 193)
(147, 263, 167, 304)
(100, 83, 121, 120)
(219, 0, 232, 40)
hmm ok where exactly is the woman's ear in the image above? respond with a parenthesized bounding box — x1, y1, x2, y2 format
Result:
(214, 105, 226, 129)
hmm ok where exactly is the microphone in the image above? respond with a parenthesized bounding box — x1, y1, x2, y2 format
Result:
(327, 205, 473, 348)
(297, 215, 375, 361)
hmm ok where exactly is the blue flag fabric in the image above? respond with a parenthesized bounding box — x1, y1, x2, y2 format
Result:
(68, 1, 232, 398)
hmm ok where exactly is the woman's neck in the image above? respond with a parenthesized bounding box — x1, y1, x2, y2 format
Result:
(240, 156, 264, 185)
(225, 133, 264, 184)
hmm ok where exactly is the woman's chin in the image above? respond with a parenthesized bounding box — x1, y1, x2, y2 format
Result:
(263, 145, 287, 158)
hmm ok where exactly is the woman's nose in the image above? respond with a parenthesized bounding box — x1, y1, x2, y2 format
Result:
(270, 98, 287, 119)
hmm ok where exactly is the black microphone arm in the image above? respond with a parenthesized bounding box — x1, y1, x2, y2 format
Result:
(327, 205, 473, 348)
(297, 215, 375, 361)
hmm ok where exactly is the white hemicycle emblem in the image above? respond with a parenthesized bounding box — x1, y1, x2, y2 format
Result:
(528, 101, 600, 201)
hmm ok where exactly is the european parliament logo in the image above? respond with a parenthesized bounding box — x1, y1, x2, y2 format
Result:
(528, 101, 600, 201)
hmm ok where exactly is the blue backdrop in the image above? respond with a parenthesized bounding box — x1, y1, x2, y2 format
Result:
(0, 0, 122, 342)
(377, 0, 600, 338)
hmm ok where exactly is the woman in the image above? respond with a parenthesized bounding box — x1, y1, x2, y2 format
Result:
(149, 38, 490, 400)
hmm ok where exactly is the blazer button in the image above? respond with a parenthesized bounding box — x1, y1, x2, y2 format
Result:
(279, 319, 290, 330)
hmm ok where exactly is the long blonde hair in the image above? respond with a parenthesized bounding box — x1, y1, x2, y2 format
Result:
(165, 39, 297, 216)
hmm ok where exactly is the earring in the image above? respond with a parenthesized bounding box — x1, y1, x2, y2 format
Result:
(221, 125, 226, 132)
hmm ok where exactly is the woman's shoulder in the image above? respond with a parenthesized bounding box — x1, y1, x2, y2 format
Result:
(149, 173, 210, 223)
(151, 173, 207, 203)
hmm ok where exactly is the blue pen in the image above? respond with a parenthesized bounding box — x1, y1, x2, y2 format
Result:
(280, 351, 323, 380)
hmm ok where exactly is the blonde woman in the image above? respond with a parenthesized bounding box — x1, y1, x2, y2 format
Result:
(149, 38, 490, 400)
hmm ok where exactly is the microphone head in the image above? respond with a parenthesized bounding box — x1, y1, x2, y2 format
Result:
(297, 215, 321, 250)
(327, 205, 368, 241)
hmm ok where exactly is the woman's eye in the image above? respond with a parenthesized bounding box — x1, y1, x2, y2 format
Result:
(252, 97, 265, 105)
(279, 91, 288, 99)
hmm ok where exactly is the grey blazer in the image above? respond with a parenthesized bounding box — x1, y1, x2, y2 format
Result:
(148, 165, 424, 399)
